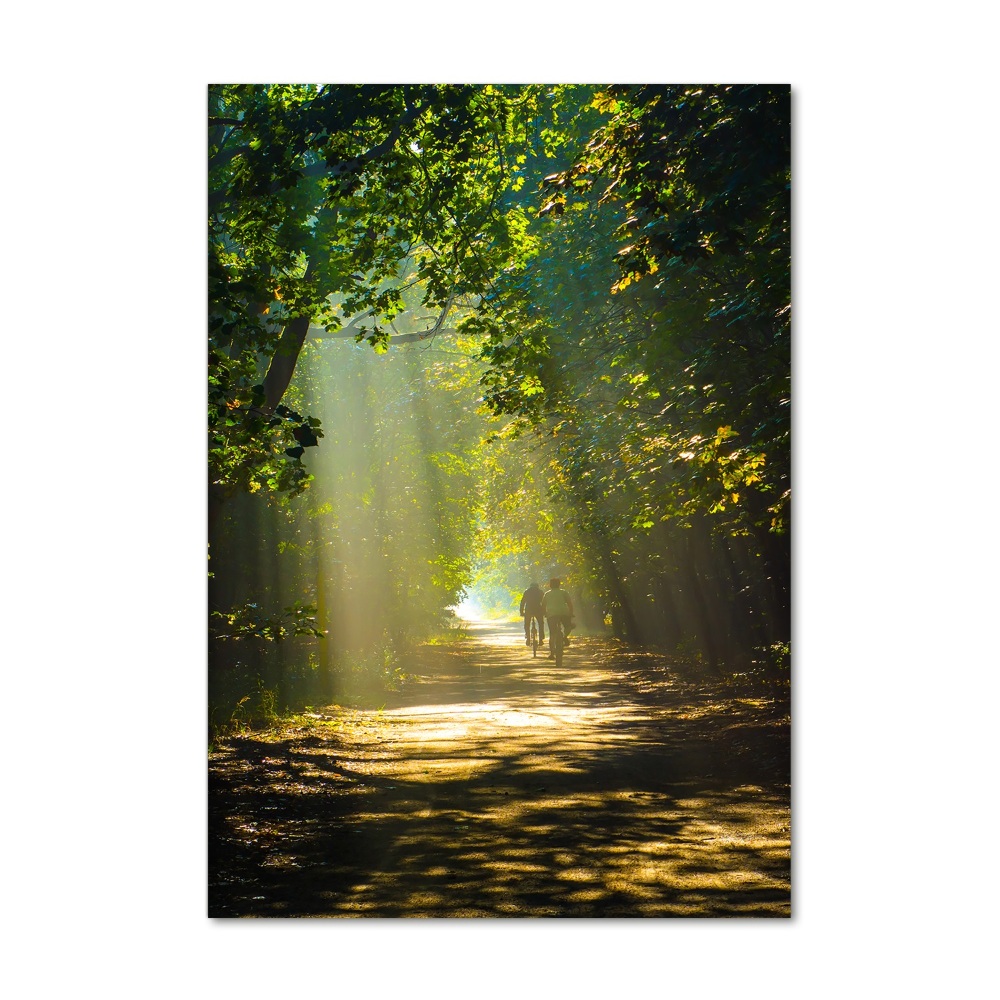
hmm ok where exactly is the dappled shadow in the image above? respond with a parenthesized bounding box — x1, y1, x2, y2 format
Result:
(209, 622, 790, 917)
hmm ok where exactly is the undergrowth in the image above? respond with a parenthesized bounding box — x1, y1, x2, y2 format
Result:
(210, 639, 409, 745)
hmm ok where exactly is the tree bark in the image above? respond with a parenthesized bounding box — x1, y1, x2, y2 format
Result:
(263, 314, 312, 414)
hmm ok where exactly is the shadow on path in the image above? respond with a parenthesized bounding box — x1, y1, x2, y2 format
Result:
(209, 620, 790, 917)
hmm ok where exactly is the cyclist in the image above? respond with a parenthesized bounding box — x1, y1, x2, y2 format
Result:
(519, 581, 545, 647)
(542, 577, 574, 660)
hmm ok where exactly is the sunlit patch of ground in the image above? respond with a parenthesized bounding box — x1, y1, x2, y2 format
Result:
(209, 620, 790, 917)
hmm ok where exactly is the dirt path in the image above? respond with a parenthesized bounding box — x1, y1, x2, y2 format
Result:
(209, 622, 790, 917)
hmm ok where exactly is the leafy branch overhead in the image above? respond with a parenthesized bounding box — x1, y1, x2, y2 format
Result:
(209, 83, 542, 511)
(476, 84, 790, 536)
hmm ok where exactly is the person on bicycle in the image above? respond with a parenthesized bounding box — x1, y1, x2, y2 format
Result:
(542, 577, 574, 659)
(519, 581, 545, 647)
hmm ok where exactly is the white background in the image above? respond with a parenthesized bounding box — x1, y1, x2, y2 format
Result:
(3, 2, 997, 996)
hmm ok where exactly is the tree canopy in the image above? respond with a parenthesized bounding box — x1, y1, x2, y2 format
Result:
(209, 84, 538, 507)
(208, 83, 790, 724)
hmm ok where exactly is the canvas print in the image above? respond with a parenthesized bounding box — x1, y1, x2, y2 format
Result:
(208, 84, 791, 917)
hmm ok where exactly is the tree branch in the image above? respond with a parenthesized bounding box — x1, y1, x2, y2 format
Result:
(308, 291, 460, 347)
(209, 101, 426, 214)
(309, 325, 461, 345)
(260, 262, 314, 414)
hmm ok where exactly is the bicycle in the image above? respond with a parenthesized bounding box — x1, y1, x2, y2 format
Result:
(549, 617, 567, 668)
(529, 616, 539, 658)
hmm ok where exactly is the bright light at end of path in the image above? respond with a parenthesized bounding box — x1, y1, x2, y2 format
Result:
(454, 596, 485, 621)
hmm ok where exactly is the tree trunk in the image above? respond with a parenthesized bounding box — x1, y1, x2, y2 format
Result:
(263, 314, 312, 413)
(680, 530, 721, 675)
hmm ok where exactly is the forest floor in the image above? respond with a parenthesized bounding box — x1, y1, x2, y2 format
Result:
(209, 620, 790, 917)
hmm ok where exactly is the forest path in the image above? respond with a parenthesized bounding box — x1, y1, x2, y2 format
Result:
(209, 620, 790, 917)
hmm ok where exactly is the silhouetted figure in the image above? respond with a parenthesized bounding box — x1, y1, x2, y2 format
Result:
(542, 577, 574, 660)
(519, 582, 545, 646)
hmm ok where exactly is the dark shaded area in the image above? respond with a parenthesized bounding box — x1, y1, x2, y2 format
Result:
(209, 623, 789, 917)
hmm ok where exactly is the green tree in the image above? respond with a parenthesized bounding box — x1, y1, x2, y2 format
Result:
(209, 83, 540, 524)
(469, 85, 790, 664)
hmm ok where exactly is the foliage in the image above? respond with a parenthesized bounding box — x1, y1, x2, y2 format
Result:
(335, 640, 408, 696)
(208, 370, 324, 497)
(213, 679, 280, 738)
(209, 84, 542, 506)
(210, 600, 324, 642)
(477, 85, 789, 531)
(208, 83, 792, 723)
(467, 85, 791, 662)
